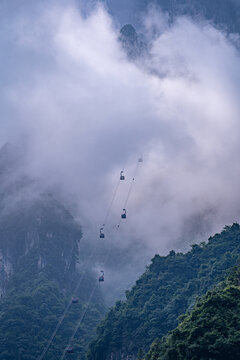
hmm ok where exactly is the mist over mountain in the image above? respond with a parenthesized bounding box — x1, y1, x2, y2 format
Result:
(2, 0, 240, 259)
(0, 143, 107, 359)
(106, 0, 240, 33)
(2, 0, 240, 310)
(1, 1, 240, 359)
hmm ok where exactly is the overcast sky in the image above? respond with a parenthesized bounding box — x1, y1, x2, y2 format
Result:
(1, 1, 240, 266)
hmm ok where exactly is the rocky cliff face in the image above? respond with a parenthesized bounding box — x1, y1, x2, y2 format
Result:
(0, 143, 82, 296)
(0, 192, 82, 294)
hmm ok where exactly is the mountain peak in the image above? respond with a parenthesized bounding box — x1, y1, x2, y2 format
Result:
(120, 24, 145, 59)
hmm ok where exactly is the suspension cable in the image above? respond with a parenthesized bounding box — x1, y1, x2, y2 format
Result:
(58, 157, 143, 360)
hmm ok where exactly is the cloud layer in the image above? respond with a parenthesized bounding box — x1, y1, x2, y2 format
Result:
(1, 1, 240, 263)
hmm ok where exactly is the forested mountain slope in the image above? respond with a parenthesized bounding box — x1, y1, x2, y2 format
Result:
(0, 144, 106, 359)
(88, 223, 240, 360)
(146, 268, 240, 360)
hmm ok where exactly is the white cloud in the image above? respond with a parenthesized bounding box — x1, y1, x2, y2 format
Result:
(1, 2, 240, 261)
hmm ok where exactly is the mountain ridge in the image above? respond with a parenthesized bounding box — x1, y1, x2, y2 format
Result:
(87, 223, 240, 360)
(145, 267, 240, 359)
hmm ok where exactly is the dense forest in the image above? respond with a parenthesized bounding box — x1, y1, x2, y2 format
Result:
(88, 224, 240, 359)
(145, 268, 240, 360)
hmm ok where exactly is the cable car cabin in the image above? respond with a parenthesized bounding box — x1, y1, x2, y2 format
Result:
(66, 346, 74, 354)
(120, 171, 125, 180)
(99, 270, 104, 282)
(99, 275, 104, 282)
(100, 228, 105, 239)
(121, 209, 126, 219)
(138, 157, 143, 163)
(72, 297, 79, 304)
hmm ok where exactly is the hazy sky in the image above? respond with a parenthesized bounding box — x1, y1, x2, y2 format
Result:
(1, 0, 240, 263)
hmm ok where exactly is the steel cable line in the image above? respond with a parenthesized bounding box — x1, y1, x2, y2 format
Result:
(101, 161, 127, 230)
(102, 178, 121, 228)
(59, 284, 98, 360)
(58, 208, 121, 359)
(123, 161, 140, 209)
(37, 230, 102, 360)
(59, 223, 119, 360)
(58, 157, 143, 360)
(103, 159, 141, 263)
(39, 167, 126, 359)
(59, 227, 115, 360)
(117, 158, 142, 228)
(37, 263, 86, 360)
(37, 284, 80, 360)
(38, 230, 101, 360)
